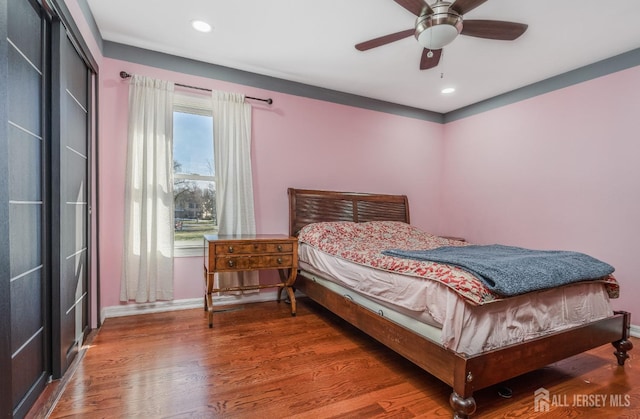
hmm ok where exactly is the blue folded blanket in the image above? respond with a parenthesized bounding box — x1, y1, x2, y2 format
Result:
(381, 244, 614, 296)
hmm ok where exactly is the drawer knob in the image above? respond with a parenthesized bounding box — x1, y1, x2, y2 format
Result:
(228, 260, 235, 267)
(277, 258, 283, 264)
(277, 245, 283, 251)
(228, 246, 234, 253)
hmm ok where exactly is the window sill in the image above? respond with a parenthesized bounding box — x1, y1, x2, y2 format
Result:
(174, 246, 205, 258)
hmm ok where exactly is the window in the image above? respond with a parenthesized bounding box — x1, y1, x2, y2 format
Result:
(173, 92, 216, 252)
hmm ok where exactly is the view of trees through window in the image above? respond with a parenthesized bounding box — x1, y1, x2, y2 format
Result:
(173, 110, 216, 246)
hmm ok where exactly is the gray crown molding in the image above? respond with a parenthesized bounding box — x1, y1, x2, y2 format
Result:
(103, 41, 443, 123)
(78, 0, 639, 124)
(445, 48, 640, 123)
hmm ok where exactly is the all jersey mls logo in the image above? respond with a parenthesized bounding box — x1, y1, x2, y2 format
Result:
(534, 387, 631, 412)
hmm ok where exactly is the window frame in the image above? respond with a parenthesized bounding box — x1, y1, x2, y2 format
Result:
(172, 91, 217, 257)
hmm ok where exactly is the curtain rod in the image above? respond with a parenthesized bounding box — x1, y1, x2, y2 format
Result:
(119, 71, 273, 105)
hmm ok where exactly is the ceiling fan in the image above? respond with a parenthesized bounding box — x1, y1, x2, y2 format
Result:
(355, 0, 528, 70)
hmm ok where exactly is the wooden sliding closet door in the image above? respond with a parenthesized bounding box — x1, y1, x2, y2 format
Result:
(51, 20, 91, 378)
(1, 0, 96, 415)
(1, 0, 50, 416)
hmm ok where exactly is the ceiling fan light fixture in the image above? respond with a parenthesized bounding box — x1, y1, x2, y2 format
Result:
(415, 11, 462, 50)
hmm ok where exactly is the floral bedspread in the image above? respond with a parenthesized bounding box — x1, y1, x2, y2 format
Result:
(297, 221, 619, 305)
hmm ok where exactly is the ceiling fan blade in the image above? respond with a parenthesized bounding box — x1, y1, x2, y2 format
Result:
(394, 0, 433, 16)
(355, 28, 415, 51)
(420, 48, 442, 70)
(450, 0, 489, 15)
(461, 20, 528, 40)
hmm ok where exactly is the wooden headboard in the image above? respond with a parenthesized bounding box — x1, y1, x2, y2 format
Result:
(288, 188, 410, 236)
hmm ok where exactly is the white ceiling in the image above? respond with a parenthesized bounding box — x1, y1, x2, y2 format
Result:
(86, 0, 640, 114)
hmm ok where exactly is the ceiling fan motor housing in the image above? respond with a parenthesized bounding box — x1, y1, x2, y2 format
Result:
(415, 2, 463, 50)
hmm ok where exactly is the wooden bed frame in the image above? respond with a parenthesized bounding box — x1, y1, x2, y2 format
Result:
(288, 188, 633, 419)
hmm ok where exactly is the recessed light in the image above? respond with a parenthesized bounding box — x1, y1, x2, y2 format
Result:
(191, 20, 212, 33)
(441, 87, 456, 94)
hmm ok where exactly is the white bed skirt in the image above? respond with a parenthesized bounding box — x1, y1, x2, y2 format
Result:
(299, 244, 613, 355)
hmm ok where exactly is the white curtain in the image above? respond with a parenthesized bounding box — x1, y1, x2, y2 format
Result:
(212, 91, 258, 291)
(121, 75, 175, 302)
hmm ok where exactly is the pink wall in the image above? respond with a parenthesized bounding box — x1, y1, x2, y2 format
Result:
(440, 66, 640, 314)
(67, 0, 638, 325)
(99, 56, 640, 316)
(98, 58, 445, 308)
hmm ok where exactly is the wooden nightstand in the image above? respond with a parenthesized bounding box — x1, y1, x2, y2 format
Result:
(203, 234, 298, 328)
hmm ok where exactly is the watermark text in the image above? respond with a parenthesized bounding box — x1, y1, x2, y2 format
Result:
(534, 387, 631, 412)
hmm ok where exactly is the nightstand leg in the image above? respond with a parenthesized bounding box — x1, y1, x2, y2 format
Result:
(277, 269, 289, 304)
(286, 286, 296, 316)
(279, 268, 297, 315)
(206, 292, 214, 328)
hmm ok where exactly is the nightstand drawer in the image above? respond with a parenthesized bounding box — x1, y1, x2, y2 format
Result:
(215, 242, 293, 255)
(215, 255, 294, 271)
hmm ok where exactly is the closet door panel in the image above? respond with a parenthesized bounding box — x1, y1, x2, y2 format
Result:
(8, 200, 42, 281)
(8, 125, 41, 201)
(65, 152, 87, 202)
(7, 0, 42, 69)
(10, 332, 44, 409)
(62, 199, 87, 259)
(7, 46, 41, 136)
(62, 251, 86, 316)
(60, 219, 87, 332)
(4, 0, 48, 415)
(65, 55, 88, 110)
(65, 100, 88, 156)
(10, 270, 43, 353)
(52, 22, 90, 377)
(59, 250, 87, 359)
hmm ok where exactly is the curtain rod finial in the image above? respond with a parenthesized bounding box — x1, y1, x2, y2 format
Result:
(120, 71, 131, 79)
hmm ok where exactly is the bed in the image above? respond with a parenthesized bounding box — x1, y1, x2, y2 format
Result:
(288, 188, 632, 419)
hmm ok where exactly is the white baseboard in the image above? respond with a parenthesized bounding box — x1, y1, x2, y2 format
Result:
(100, 290, 289, 323)
(101, 297, 640, 341)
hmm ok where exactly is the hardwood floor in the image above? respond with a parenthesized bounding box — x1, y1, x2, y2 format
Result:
(32, 299, 638, 418)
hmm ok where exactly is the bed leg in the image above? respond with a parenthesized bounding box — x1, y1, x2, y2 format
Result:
(612, 311, 633, 366)
(450, 392, 476, 419)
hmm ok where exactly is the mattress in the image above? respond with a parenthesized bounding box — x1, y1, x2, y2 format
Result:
(299, 242, 614, 355)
